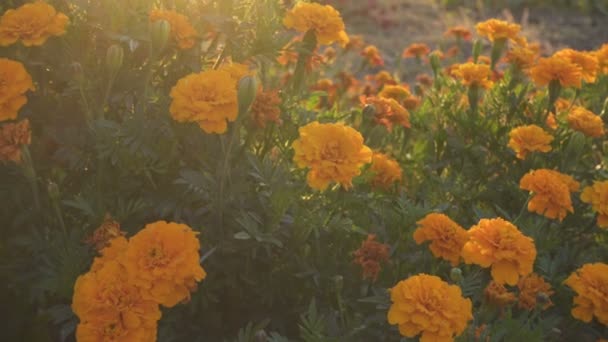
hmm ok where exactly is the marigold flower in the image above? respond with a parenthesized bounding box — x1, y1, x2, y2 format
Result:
(372, 70, 397, 86)
(72, 260, 161, 342)
(452, 62, 493, 89)
(84, 214, 126, 252)
(506, 41, 540, 70)
(520, 169, 579, 221)
(581, 180, 608, 228)
(378, 85, 410, 102)
(292, 121, 372, 191)
(475, 19, 521, 42)
(311, 78, 337, 108)
(90, 236, 129, 272)
(462, 218, 536, 285)
(529, 55, 583, 88)
(416, 73, 433, 87)
(361, 45, 384, 66)
(250, 88, 281, 128)
(0, 58, 34, 122)
(353, 234, 389, 282)
(508, 125, 554, 160)
(0, 2, 68, 47)
(413, 213, 468, 266)
(567, 106, 605, 138)
(0, 118, 30, 163)
(283, 2, 349, 46)
(124, 221, 206, 307)
(370, 152, 402, 190)
(169, 64, 250, 134)
(554, 49, 599, 83)
(564, 263, 608, 325)
(517, 273, 554, 310)
(402, 43, 431, 59)
(444, 26, 472, 41)
(546, 112, 558, 130)
(484, 281, 516, 307)
(364, 96, 410, 132)
(149, 9, 198, 50)
(595, 43, 608, 74)
(388, 274, 473, 341)
(344, 34, 364, 51)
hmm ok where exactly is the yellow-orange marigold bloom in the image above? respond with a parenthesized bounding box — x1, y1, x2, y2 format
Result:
(413, 213, 468, 266)
(546, 112, 558, 130)
(402, 43, 431, 59)
(283, 2, 349, 46)
(554, 48, 599, 83)
(595, 43, 608, 74)
(462, 218, 536, 285)
(361, 45, 384, 66)
(581, 180, 608, 228)
(169, 66, 241, 134)
(373, 70, 396, 86)
(149, 9, 198, 50)
(90, 236, 129, 272)
(529, 55, 583, 88)
(388, 274, 473, 341)
(353, 234, 389, 282)
(508, 124, 554, 160)
(564, 263, 608, 325)
(475, 19, 521, 42)
(292, 121, 372, 191)
(444, 26, 472, 41)
(484, 281, 516, 307)
(370, 152, 402, 190)
(250, 88, 282, 128)
(567, 106, 605, 138)
(378, 84, 410, 102)
(416, 73, 433, 87)
(0, 118, 30, 163)
(0, 2, 68, 47)
(452, 62, 493, 89)
(517, 273, 554, 310)
(0, 58, 34, 121)
(364, 96, 410, 132)
(519, 169, 579, 221)
(506, 41, 540, 70)
(124, 221, 206, 308)
(72, 260, 161, 342)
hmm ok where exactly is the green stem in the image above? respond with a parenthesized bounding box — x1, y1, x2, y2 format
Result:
(21, 146, 40, 210)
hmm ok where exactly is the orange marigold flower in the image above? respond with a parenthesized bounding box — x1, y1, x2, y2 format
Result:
(169, 64, 250, 134)
(580, 180, 608, 229)
(508, 124, 554, 160)
(250, 88, 282, 128)
(0, 118, 30, 163)
(554, 48, 599, 83)
(462, 218, 536, 285)
(484, 281, 516, 307)
(124, 221, 207, 307)
(364, 96, 410, 132)
(361, 45, 384, 66)
(517, 273, 554, 310)
(506, 41, 540, 70)
(72, 260, 161, 342)
(567, 106, 605, 138)
(416, 73, 433, 87)
(564, 263, 608, 325)
(444, 26, 472, 41)
(283, 2, 349, 46)
(519, 169, 579, 221)
(403, 95, 421, 111)
(90, 236, 129, 272)
(292, 121, 372, 191)
(402, 43, 431, 59)
(0, 2, 68, 47)
(475, 19, 521, 42)
(372, 70, 397, 86)
(353, 234, 389, 282)
(452, 62, 494, 89)
(370, 152, 402, 190)
(413, 213, 468, 266)
(529, 55, 583, 88)
(345, 34, 365, 51)
(84, 214, 126, 252)
(546, 112, 558, 130)
(388, 274, 473, 341)
(378, 84, 410, 102)
(0, 58, 34, 121)
(149, 9, 198, 50)
(595, 43, 608, 74)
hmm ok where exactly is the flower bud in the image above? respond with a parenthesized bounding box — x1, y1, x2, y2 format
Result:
(362, 104, 376, 117)
(429, 52, 441, 77)
(333, 275, 344, 292)
(472, 39, 482, 63)
(237, 75, 258, 115)
(47, 181, 60, 202)
(105, 44, 124, 75)
(150, 19, 171, 53)
(450, 267, 463, 283)
(536, 292, 550, 306)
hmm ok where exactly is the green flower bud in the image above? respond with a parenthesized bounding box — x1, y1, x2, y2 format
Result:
(150, 19, 171, 53)
(47, 181, 60, 202)
(450, 267, 463, 283)
(237, 75, 258, 116)
(472, 39, 483, 63)
(105, 44, 124, 75)
(362, 104, 376, 117)
(429, 52, 442, 77)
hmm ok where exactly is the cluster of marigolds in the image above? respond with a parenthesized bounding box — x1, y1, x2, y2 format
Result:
(1, 1, 608, 341)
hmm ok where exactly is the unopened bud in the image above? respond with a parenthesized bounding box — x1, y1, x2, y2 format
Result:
(472, 39, 482, 63)
(450, 267, 463, 283)
(429, 52, 441, 77)
(150, 19, 171, 53)
(237, 75, 258, 115)
(105, 44, 124, 75)
(362, 104, 376, 117)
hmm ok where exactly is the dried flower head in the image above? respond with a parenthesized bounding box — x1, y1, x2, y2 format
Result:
(353, 234, 389, 281)
(85, 214, 126, 252)
(0, 118, 30, 163)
